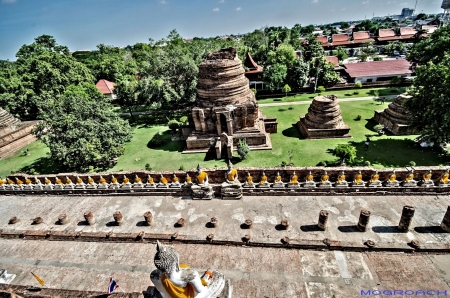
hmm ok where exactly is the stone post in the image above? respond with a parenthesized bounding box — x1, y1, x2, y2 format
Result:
(177, 218, 185, 227)
(441, 206, 450, 232)
(398, 206, 415, 232)
(357, 209, 371, 232)
(210, 217, 218, 228)
(144, 211, 153, 226)
(8, 217, 19, 224)
(280, 219, 289, 230)
(318, 210, 329, 230)
(32, 217, 43, 225)
(84, 212, 95, 225)
(244, 219, 253, 229)
(58, 214, 69, 225)
(113, 211, 124, 226)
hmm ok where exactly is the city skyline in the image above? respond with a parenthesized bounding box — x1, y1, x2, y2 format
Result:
(0, 0, 444, 60)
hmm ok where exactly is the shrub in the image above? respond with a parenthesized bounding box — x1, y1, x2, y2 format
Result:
(179, 116, 188, 125)
(179, 165, 185, 171)
(409, 161, 416, 166)
(317, 161, 327, 167)
(373, 56, 383, 61)
(237, 139, 250, 160)
(355, 115, 362, 121)
(316, 86, 326, 93)
(354, 82, 363, 88)
(145, 163, 152, 171)
(353, 91, 359, 95)
(288, 107, 293, 110)
(148, 132, 168, 147)
(168, 119, 180, 132)
(374, 124, 384, 132)
(251, 88, 257, 95)
(332, 144, 357, 163)
(278, 108, 287, 112)
(364, 161, 371, 166)
(281, 160, 288, 167)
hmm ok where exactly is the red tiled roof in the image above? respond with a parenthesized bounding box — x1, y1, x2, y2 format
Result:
(379, 29, 396, 38)
(317, 36, 329, 45)
(344, 60, 412, 78)
(95, 79, 115, 95)
(400, 27, 417, 36)
(332, 34, 349, 42)
(244, 52, 263, 72)
(422, 25, 437, 34)
(325, 56, 339, 67)
(353, 31, 370, 40)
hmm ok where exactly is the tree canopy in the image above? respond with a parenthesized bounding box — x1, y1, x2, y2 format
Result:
(33, 83, 132, 172)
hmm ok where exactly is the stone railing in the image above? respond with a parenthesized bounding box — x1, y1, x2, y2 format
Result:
(0, 166, 449, 196)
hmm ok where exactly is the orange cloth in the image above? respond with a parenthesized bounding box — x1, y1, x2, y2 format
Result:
(197, 172, 207, 184)
(161, 264, 195, 298)
(227, 169, 237, 181)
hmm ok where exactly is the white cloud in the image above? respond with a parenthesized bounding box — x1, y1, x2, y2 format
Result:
(362, 0, 369, 4)
(311, 0, 318, 3)
(213, 7, 219, 11)
(1, 0, 17, 3)
(218, 0, 225, 3)
(236, 7, 241, 11)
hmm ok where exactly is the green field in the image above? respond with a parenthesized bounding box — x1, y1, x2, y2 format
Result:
(1, 96, 448, 178)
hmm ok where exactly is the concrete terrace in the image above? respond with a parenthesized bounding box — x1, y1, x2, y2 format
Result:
(0, 194, 449, 297)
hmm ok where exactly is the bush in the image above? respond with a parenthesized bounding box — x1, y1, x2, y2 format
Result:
(354, 82, 363, 88)
(288, 107, 293, 110)
(179, 165, 185, 171)
(148, 132, 168, 147)
(278, 108, 287, 112)
(409, 161, 416, 166)
(317, 161, 327, 167)
(281, 160, 288, 167)
(316, 86, 326, 93)
(237, 139, 250, 160)
(332, 144, 357, 163)
(179, 116, 188, 125)
(374, 124, 384, 132)
(168, 119, 180, 132)
(364, 161, 371, 166)
(251, 88, 257, 95)
(145, 163, 152, 171)
(353, 91, 359, 95)
(355, 115, 362, 121)
(373, 56, 383, 61)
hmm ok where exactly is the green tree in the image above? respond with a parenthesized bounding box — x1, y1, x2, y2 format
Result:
(404, 53, 450, 143)
(237, 139, 250, 160)
(408, 25, 450, 64)
(287, 58, 310, 89)
(332, 144, 357, 164)
(263, 64, 287, 91)
(33, 83, 132, 172)
(383, 41, 405, 56)
(282, 84, 291, 97)
(332, 46, 348, 61)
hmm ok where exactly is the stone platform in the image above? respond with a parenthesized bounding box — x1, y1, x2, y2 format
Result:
(373, 94, 416, 135)
(0, 194, 450, 297)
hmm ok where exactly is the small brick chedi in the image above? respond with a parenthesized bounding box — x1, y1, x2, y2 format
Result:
(297, 95, 351, 139)
(184, 48, 276, 159)
(373, 93, 415, 135)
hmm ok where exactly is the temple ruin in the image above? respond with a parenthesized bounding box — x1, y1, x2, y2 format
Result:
(0, 107, 38, 158)
(373, 93, 416, 135)
(184, 48, 277, 159)
(297, 95, 351, 139)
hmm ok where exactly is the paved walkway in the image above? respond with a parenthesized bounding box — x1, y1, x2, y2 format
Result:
(258, 96, 396, 107)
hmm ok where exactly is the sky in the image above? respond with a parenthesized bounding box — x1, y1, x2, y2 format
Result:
(0, 0, 444, 60)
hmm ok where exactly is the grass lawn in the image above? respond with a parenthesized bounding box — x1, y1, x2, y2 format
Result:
(258, 87, 407, 104)
(1, 97, 448, 176)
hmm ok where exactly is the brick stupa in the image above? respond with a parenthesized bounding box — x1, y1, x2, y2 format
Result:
(297, 95, 351, 139)
(184, 48, 276, 159)
(0, 108, 38, 158)
(373, 94, 416, 135)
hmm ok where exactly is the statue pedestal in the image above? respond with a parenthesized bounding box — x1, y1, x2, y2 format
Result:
(335, 181, 349, 188)
(23, 184, 34, 191)
(44, 184, 54, 190)
(221, 183, 243, 200)
(75, 184, 85, 190)
(257, 183, 270, 188)
(33, 184, 44, 191)
(110, 183, 120, 189)
(303, 181, 316, 188)
(421, 180, 434, 188)
(97, 183, 109, 189)
(368, 181, 382, 188)
(122, 183, 132, 189)
(132, 183, 144, 189)
(288, 183, 300, 188)
(191, 184, 214, 200)
(318, 181, 332, 188)
(170, 183, 182, 189)
(272, 182, 285, 188)
(86, 183, 97, 189)
(64, 183, 75, 190)
(54, 184, 64, 190)
(402, 180, 418, 187)
(145, 183, 156, 188)
(243, 183, 256, 189)
(156, 183, 168, 189)
(352, 181, 365, 188)
(384, 181, 400, 187)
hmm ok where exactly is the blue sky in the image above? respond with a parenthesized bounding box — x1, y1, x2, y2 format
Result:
(0, 0, 443, 60)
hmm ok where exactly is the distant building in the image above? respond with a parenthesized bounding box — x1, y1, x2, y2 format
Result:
(95, 79, 117, 100)
(243, 52, 264, 91)
(343, 59, 413, 83)
(401, 8, 414, 18)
